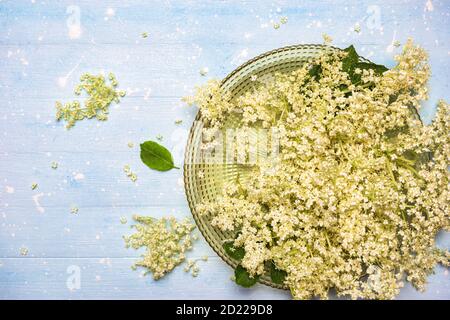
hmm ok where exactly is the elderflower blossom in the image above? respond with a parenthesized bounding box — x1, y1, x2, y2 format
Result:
(189, 39, 450, 299)
(124, 215, 197, 280)
(19, 247, 29, 256)
(182, 256, 208, 277)
(120, 216, 128, 224)
(55, 72, 126, 129)
(124, 165, 137, 182)
(322, 33, 333, 44)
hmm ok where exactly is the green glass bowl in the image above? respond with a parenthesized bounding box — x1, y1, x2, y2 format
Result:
(183, 44, 371, 289)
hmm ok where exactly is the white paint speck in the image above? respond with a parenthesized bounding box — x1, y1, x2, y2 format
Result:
(57, 76, 68, 88)
(32, 193, 45, 213)
(231, 48, 249, 65)
(106, 8, 115, 17)
(143, 88, 152, 100)
(199, 67, 209, 76)
(99, 257, 112, 266)
(73, 172, 85, 181)
(68, 25, 82, 39)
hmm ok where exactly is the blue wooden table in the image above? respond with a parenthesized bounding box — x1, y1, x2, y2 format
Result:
(0, 0, 449, 299)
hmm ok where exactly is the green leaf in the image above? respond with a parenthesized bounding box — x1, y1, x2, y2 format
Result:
(341, 45, 389, 85)
(308, 64, 322, 80)
(342, 45, 359, 74)
(351, 62, 389, 84)
(355, 62, 388, 76)
(235, 265, 259, 288)
(223, 242, 245, 260)
(269, 261, 287, 285)
(140, 140, 179, 171)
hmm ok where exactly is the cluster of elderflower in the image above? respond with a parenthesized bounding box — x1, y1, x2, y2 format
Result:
(123, 164, 137, 182)
(124, 215, 197, 280)
(183, 256, 208, 277)
(55, 72, 126, 128)
(189, 39, 449, 299)
(182, 79, 234, 127)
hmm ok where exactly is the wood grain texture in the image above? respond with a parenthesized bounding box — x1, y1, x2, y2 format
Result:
(0, 0, 449, 299)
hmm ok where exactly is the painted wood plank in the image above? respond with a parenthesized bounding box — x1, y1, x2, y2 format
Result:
(0, 205, 218, 258)
(1, 206, 449, 259)
(0, 257, 448, 299)
(0, 257, 291, 300)
(1, 1, 449, 47)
